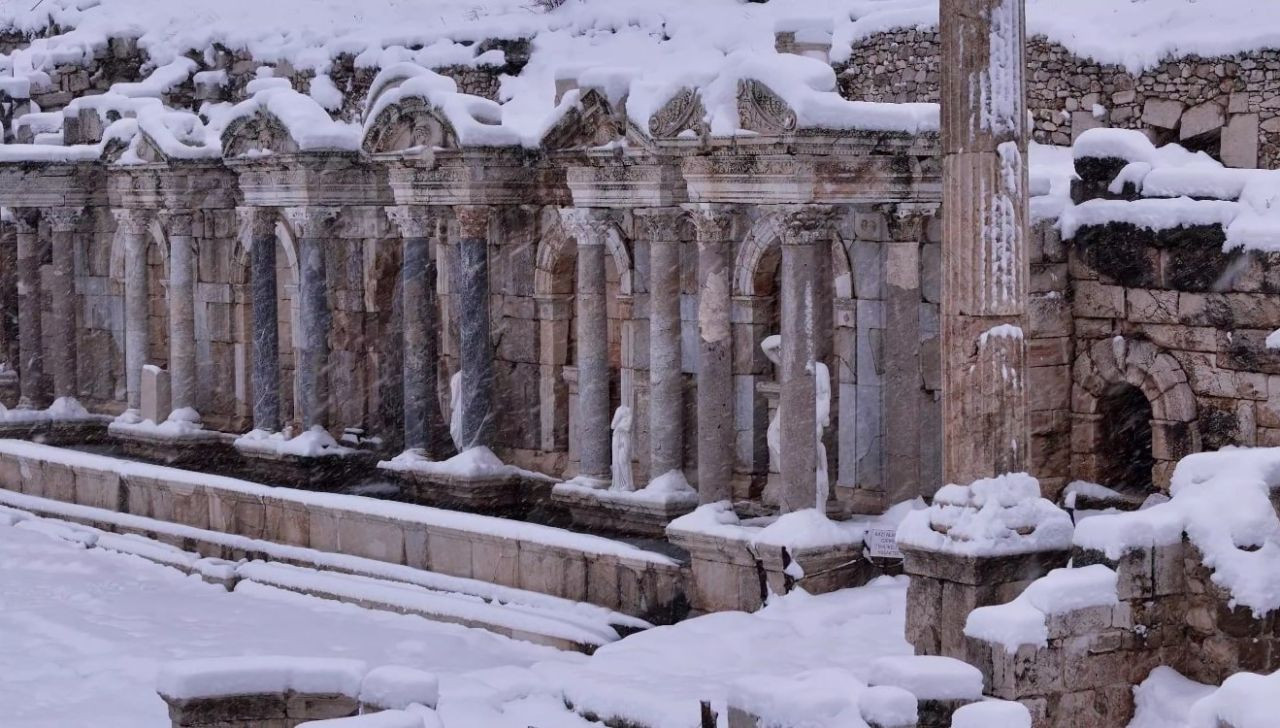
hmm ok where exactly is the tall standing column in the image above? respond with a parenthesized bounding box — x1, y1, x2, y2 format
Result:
(115, 209, 152, 413)
(46, 207, 81, 400)
(637, 208, 688, 484)
(777, 206, 835, 514)
(941, 0, 1030, 484)
(164, 211, 198, 419)
(560, 208, 614, 482)
(454, 205, 494, 452)
(389, 205, 449, 457)
(243, 207, 280, 433)
(14, 209, 44, 408)
(686, 204, 737, 505)
(286, 207, 337, 432)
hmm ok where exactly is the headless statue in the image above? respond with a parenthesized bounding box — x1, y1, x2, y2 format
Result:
(761, 335, 783, 475)
(449, 372, 463, 452)
(761, 334, 832, 511)
(610, 406, 634, 491)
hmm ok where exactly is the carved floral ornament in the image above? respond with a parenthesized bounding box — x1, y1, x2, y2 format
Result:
(647, 87, 707, 140)
(221, 111, 298, 158)
(361, 96, 459, 155)
(541, 88, 625, 150)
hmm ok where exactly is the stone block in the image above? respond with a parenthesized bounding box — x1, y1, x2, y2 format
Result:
(1180, 101, 1226, 141)
(1222, 114, 1260, 168)
(1071, 110, 1103, 141)
(1029, 365, 1071, 412)
(141, 366, 172, 424)
(427, 530, 475, 579)
(1073, 281, 1125, 319)
(1142, 99, 1185, 129)
(1028, 295, 1072, 338)
(1126, 289, 1179, 324)
(470, 535, 520, 588)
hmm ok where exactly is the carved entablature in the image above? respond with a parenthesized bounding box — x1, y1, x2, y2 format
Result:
(221, 111, 299, 158)
(541, 88, 624, 150)
(646, 87, 708, 140)
(737, 79, 798, 136)
(362, 96, 458, 155)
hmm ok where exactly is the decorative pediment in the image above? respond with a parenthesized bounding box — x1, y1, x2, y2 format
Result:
(737, 79, 797, 135)
(647, 87, 707, 140)
(221, 110, 299, 157)
(361, 96, 458, 154)
(540, 88, 624, 150)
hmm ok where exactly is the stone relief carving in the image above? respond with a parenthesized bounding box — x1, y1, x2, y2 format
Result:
(361, 97, 458, 154)
(540, 88, 623, 150)
(221, 112, 298, 157)
(737, 79, 798, 135)
(646, 87, 707, 139)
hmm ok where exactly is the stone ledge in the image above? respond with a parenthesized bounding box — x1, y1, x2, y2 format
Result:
(551, 483, 697, 538)
(0, 417, 110, 445)
(389, 468, 536, 516)
(237, 448, 382, 490)
(109, 425, 238, 469)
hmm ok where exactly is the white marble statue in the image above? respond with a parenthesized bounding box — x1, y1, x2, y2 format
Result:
(449, 372, 463, 451)
(813, 359, 831, 511)
(761, 335, 783, 474)
(610, 405, 634, 491)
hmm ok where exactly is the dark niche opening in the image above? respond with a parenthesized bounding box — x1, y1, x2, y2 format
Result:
(1098, 383, 1155, 495)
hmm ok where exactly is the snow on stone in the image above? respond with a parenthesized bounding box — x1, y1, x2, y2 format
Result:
(867, 655, 983, 701)
(896, 473, 1073, 557)
(668, 498, 916, 552)
(360, 666, 440, 711)
(378, 446, 555, 483)
(234, 426, 357, 458)
(1187, 669, 1280, 728)
(157, 655, 368, 700)
(1060, 197, 1240, 241)
(728, 668, 914, 728)
(224, 84, 361, 152)
(1130, 667, 1216, 728)
(0, 396, 100, 423)
(298, 712, 428, 728)
(964, 564, 1118, 653)
(950, 699, 1031, 728)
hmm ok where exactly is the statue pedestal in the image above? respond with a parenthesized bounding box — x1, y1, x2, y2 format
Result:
(552, 479, 697, 538)
(378, 448, 550, 516)
(109, 421, 235, 469)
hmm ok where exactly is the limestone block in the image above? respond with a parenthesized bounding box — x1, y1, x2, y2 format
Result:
(1222, 114, 1260, 168)
(1126, 289, 1179, 324)
(470, 535, 520, 588)
(1029, 295, 1072, 338)
(1028, 337, 1072, 368)
(1142, 99, 1185, 130)
(263, 497, 311, 547)
(141, 365, 171, 424)
(427, 530, 475, 579)
(1028, 365, 1071, 412)
(1071, 110, 1103, 141)
(1073, 281, 1125, 319)
(72, 465, 121, 511)
(1180, 101, 1226, 141)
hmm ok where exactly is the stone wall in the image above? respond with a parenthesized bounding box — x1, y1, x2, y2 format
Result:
(837, 32, 1280, 168)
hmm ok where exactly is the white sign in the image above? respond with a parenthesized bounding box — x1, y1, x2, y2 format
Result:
(866, 528, 903, 559)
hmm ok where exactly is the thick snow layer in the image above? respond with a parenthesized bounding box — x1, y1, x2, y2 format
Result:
(157, 656, 368, 700)
(298, 712, 429, 728)
(669, 499, 919, 553)
(897, 473, 1073, 557)
(0, 396, 99, 423)
(234, 426, 357, 458)
(1059, 198, 1239, 241)
(1131, 667, 1216, 728)
(950, 700, 1031, 728)
(378, 446, 555, 484)
(361, 666, 441, 711)
(728, 669, 915, 728)
(963, 565, 1118, 652)
(866, 655, 983, 701)
(1187, 670, 1280, 728)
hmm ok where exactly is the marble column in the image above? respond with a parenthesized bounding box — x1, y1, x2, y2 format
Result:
(455, 205, 494, 452)
(778, 205, 836, 514)
(560, 208, 614, 482)
(243, 207, 280, 433)
(163, 212, 198, 418)
(637, 207, 688, 484)
(286, 207, 338, 432)
(940, 0, 1030, 484)
(0, 222, 15, 370)
(389, 205, 449, 457)
(14, 209, 44, 408)
(46, 207, 81, 399)
(115, 209, 152, 413)
(686, 204, 737, 505)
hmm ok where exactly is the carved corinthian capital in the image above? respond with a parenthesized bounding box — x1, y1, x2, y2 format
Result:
(157, 210, 194, 237)
(112, 208, 153, 236)
(633, 207, 687, 243)
(682, 203, 740, 243)
(283, 206, 340, 239)
(11, 208, 39, 235)
(558, 207, 615, 246)
(46, 207, 85, 232)
(778, 204, 836, 246)
(237, 206, 277, 242)
(386, 205, 446, 240)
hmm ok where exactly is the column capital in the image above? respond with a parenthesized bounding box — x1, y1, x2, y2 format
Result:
(46, 206, 86, 233)
(386, 205, 446, 239)
(558, 207, 615, 246)
(633, 207, 688, 242)
(237, 206, 277, 241)
(283, 206, 340, 239)
(157, 210, 194, 237)
(682, 203, 740, 243)
(112, 208, 154, 235)
(778, 204, 836, 246)
(877, 202, 940, 242)
(454, 204, 490, 239)
(10, 207, 39, 234)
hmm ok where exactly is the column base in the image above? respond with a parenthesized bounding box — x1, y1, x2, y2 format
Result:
(552, 479, 698, 539)
(108, 420, 236, 469)
(233, 429, 379, 490)
(377, 447, 554, 516)
(0, 397, 109, 445)
(0, 367, 16, 408)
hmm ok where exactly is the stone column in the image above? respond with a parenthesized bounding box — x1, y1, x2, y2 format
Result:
(46, 207, 81, 399)
(560, 208, 614, 482)
(637, 208, 688, 483)
(115, 209, 152, 413)
(777, 205, 835, 514)
(455, 205, 494, 451)
(389, 205, 450, 457)
(14, 209, 44, 408)
(940, 0, 1030, 484)
(242, 207, 280, 433)
(286, 207, 338, 432)
(163, 212, 198, 418)
(0, 221, 16, 370)
(686, 204, 737, 505)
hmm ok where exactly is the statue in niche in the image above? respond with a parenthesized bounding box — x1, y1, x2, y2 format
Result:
(610, 405, 634, 492)
(760, 334, 832, 510)
(449, 372, 463, 452)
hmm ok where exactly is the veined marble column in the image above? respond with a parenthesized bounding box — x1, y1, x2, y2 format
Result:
(560, 208, 614, 482)
(389, 205, 449, 457)
(163, 212, 198, 419)
(455, 205, 494, 451)
(637, 208, 687, 484)
(115, 209, 152, 413)
(940, 0, 1030, 484)
(778, 205, 836, 514)
(242, 207, 280, 433)
(686, 204, 738, 505)
(46, 207, 81, 399)
(14, 209, 44, 408)
(286, 207, 338, 432)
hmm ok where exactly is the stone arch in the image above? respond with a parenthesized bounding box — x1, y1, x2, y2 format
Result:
(1072, 337, 1200, 492)
(273, 215, 303, 428)
(361, 96, 459, 154)
(732, 214, 851, 299)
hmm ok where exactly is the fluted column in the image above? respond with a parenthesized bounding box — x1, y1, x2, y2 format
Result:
(389, 205, 450, 457)
(115, 209, 152, 413)
(46, 207, 81, 399)
(778, 205, 835, 514)
(941, 0, 1030, 483)
(455, 205, 494, 451)
(163, 212, 198, 418)
(285, 207, 338, 431)
(14, 209, 44, 408)
(242, 207, 280, 433)
(560, 208, 614, 481)
(686, 204, 738, 505)
(637, 208, 688, 484)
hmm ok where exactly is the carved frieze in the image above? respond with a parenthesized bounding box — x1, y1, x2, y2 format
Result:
(737, 79, 798, 135)
(362, 96, 458, 155)
(647, 87, 708, 140)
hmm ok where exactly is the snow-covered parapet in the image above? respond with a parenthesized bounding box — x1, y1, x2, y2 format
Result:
(963, 564, 1119, 653)
(897, 473, 1073, 557)
(222, 82, 361, 156)
(1186, 669, 1280, 728)
(234, 426, 357, 459)
(727, 669, 917, 728)
(949, 700, 1030, 728)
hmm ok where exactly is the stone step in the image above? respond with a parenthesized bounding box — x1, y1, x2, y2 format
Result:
(0, 491, 649, 654)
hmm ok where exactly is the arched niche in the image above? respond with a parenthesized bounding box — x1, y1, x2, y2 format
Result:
(361, 96, 459, 154)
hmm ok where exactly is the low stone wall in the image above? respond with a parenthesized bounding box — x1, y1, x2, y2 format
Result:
(0, 441, 688, 621)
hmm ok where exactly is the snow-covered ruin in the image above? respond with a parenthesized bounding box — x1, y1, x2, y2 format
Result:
(3, 0, 1280, 727)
